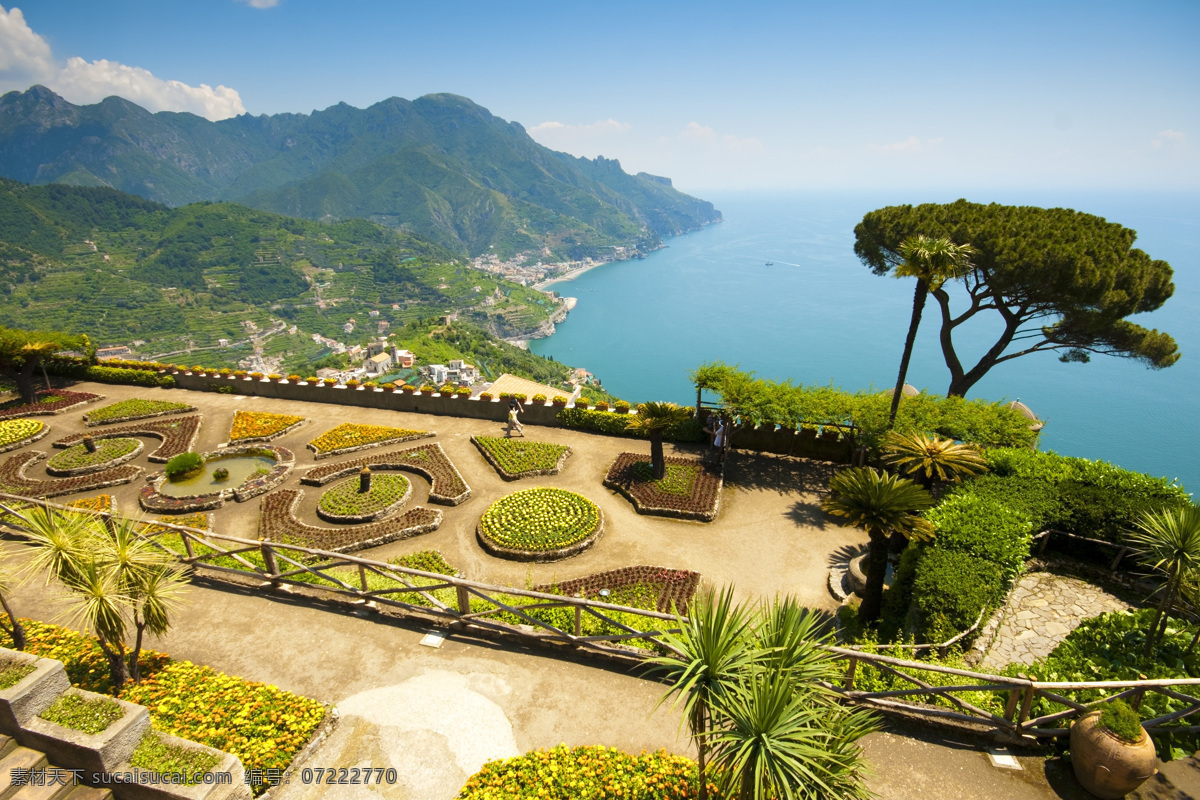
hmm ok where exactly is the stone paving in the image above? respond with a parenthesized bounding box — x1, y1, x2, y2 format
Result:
(980, 572, 1133, 671)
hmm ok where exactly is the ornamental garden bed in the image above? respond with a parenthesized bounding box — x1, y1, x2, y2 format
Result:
(0, 418, 49, 453)
(604, 453, 723, 522)
(258, 489, 442, 553)
(471, 435, 572, 480)
(0, 619, 327, 796)
(306, 423, 433, 459)
(227, 410, 308, 443)
(46, 437, 143, 476)
(139, 445, 294, 513)
(301, 443, 470, 505)
(82, 399, 196, 426)
(476, 487, 603, 562)
(0, 390, 102, 419)
(54, 415, 202, 462)
(534, 565, 701, 615)
(316, 473, 412, 523)
(0, 450, 142, 499)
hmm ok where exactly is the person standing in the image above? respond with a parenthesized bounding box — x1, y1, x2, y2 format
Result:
(507, 397, 525, 437)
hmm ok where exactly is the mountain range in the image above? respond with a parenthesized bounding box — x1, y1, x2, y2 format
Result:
(0, 86, 720, 258)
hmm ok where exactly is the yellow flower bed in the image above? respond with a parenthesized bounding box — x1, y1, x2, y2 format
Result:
(307, 423, 428, 456)
(228, 410, 306, 442)
(0, 418, 44, 448)
(67, 494, 114, 513)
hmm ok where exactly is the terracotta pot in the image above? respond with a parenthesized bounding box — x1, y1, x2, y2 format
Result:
(1070, 711, 1157, 799)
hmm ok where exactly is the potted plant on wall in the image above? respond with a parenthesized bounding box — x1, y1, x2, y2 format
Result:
(1069, 699, 1158, 799)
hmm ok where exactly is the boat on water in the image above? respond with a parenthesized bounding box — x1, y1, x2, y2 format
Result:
(765, 261, 774, 266)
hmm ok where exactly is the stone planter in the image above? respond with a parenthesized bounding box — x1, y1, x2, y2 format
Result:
(111, 732, 250, 800)
(0, 652, 70, 734)
(20, 688, 149, 775)
(1070, 711, 1158, 799)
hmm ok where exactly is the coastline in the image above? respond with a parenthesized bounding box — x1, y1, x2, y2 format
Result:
(534, 259, 607, 290)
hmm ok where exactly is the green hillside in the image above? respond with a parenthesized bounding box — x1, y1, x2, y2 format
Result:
(0, 179, 563, 364)
(0, 87, 721, 259)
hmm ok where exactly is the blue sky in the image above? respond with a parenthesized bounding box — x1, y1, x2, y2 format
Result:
(1, 0, 1196, 193)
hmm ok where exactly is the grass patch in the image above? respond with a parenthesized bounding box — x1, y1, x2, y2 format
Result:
(472, 435, 571, 479)
(40, 692, 125, 734)
(84, 399, 193, 425)
(131, 731, 220, 782)
(47, 437, 139, 471)
(317, 474, 410, 518)
(0, 660, 35, 689)
(630, 461, 698, 497)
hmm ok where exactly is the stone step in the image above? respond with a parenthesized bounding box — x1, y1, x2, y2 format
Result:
(0, 735, 16, 759)
(63, 789, 110, 800)
(0, 746, 49, 800)
(10, 768, 79, 800)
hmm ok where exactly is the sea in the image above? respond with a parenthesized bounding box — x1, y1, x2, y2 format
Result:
(529, 190, 1200, 496)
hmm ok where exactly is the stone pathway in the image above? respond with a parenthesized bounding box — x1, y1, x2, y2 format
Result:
(980, 572, 1133, 671)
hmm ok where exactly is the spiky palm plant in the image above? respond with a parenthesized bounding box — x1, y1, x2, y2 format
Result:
(648, 586, 756, 800)
(823, 467, 934, 623)
(1128, 504, 1200, 657)
(882, 431, 988, 494)
(627, 401, 693, 479)
(0, 548, 26, 650)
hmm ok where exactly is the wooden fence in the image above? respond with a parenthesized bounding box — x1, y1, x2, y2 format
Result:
(5, 493, 1200, 744)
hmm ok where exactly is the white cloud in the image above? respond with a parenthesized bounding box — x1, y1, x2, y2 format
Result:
(0, 5, 54, 83)
(529, 118, 631, 135)
(678, 122, 762, 153)
(235, 0, 280, 8)
(1151, 129, 1185, 149)
(56, 57, 245, 119)
(0, 4, 245, 120)
(870, 136, 944, 154)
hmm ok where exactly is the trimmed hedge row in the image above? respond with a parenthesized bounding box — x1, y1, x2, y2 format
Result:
(556, 407, 705, 443)
(46, 360, 175, 389)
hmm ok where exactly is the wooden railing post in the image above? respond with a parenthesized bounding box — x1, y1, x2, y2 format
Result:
(1017, 675, 1036, 728)
(181, 532, 195, 560)
(1004, 687, 1021, 721)
(574, 603, 583, 638)
(259, 539, 279, 584)
(1129, 688, 1145, 711)
(1038, 531, 1051, 556)
(358, 563, 368, 593)
(845, 656, 858, 690)
(456, 585, 471, 617)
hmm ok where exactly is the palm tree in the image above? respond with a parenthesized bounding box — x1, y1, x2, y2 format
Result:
(627, 401, 693, 479)
(0, 547, 26, 650)
(648, 586, 756, 800)
(887, 236, 975, 428)
(882, 431, 988, 496)
(822, 467, 934, 623)
(1128, 504, 1200, 657)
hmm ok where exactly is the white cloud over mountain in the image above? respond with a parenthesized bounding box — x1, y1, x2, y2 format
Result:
(0, 4, 245, 120)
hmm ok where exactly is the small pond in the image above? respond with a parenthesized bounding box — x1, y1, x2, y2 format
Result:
(159, 456, 276, 497)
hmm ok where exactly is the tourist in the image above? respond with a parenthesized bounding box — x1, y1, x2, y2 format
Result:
(507, 398, 524, 437)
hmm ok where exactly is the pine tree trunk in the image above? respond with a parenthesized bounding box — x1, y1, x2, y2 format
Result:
(858, 529, 890, 623)
(889, 280, 928, 428)
(650, 435, 666, 480)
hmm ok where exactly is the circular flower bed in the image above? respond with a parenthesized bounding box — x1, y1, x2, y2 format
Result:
(316, 473, 412, 523)
(0, 418, 48, 453)
(46, 437, 143, 476)
(477, 487, 602, 562)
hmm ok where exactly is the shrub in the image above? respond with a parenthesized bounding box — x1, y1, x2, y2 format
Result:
(165, 452, 203, 479)
(419, 384, 435, 393)
(557, 407, 631, 436)
(925, 493, 1033, 580)
(212, 467, 230, 481)
(234, 371, 248, 378)
(440, 384, 456, 395)
(498, 392, 512, 401)
(267, 374, 282, 381)
(363, 381, 378, 389)
(594, 401, 609, 412)
(249, 372, 263, 380)
(287, 375, 302, 382)
(614, 400, 631, 413)
(478, 392, 493, 402)
(513, 393, 527, 402)
(552, 395, 568, 404)
(576, 398, 591, 409)
(381, 382, 396, 390)
(322, 378, 337, 387)
(218, 368, 232, 376)
(911, 549, 1003, 642)
(1098, 699, 1144, 744)
(455, 386, 471, 396)
(345, 379, 360, 388)
(532, 394, 547, 403)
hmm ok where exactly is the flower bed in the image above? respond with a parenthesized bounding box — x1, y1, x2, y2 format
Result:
(477, 487, 603, 562)
(0, 450, 142, 499)
(604, 453, 722, 522)
(54, 415, 202, 462)
(67, 494, 115, 514)
(258, 489, 442, 553)
(301, 443, 470, 505)
(83, 399, 196, 426)
(0, 390, 102, 419)
(471, 436, 572, 480)
(0, 418, 48, 453)
(0, 619, 327, 796)
(306, 423, 433, 459)
(533, 566, 701, 615)
(457, 745, 709, 800)
(46, 437, 143, 476)
(228, 410, 308, 443)
(316, 473, 412, 523)
(139, 445, 294, 513)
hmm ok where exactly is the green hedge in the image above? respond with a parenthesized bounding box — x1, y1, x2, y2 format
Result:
(556, 408, 705, 443)
(911, 549, 1003, 643)
(924, 494, 1033, 581)
(46, 360, 174, 389)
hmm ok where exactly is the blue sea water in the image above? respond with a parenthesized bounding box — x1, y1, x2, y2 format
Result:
(529, 191, 1200, 496)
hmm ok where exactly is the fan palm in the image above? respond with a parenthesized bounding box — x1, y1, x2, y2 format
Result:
(823, 467, 934, 623)
(1128, 504, 1200, 657)
(887, 236, 975, 427)
(627, 401, 693, 479)
(648, 586, 756, 800)
(882, 431, 988, 495)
